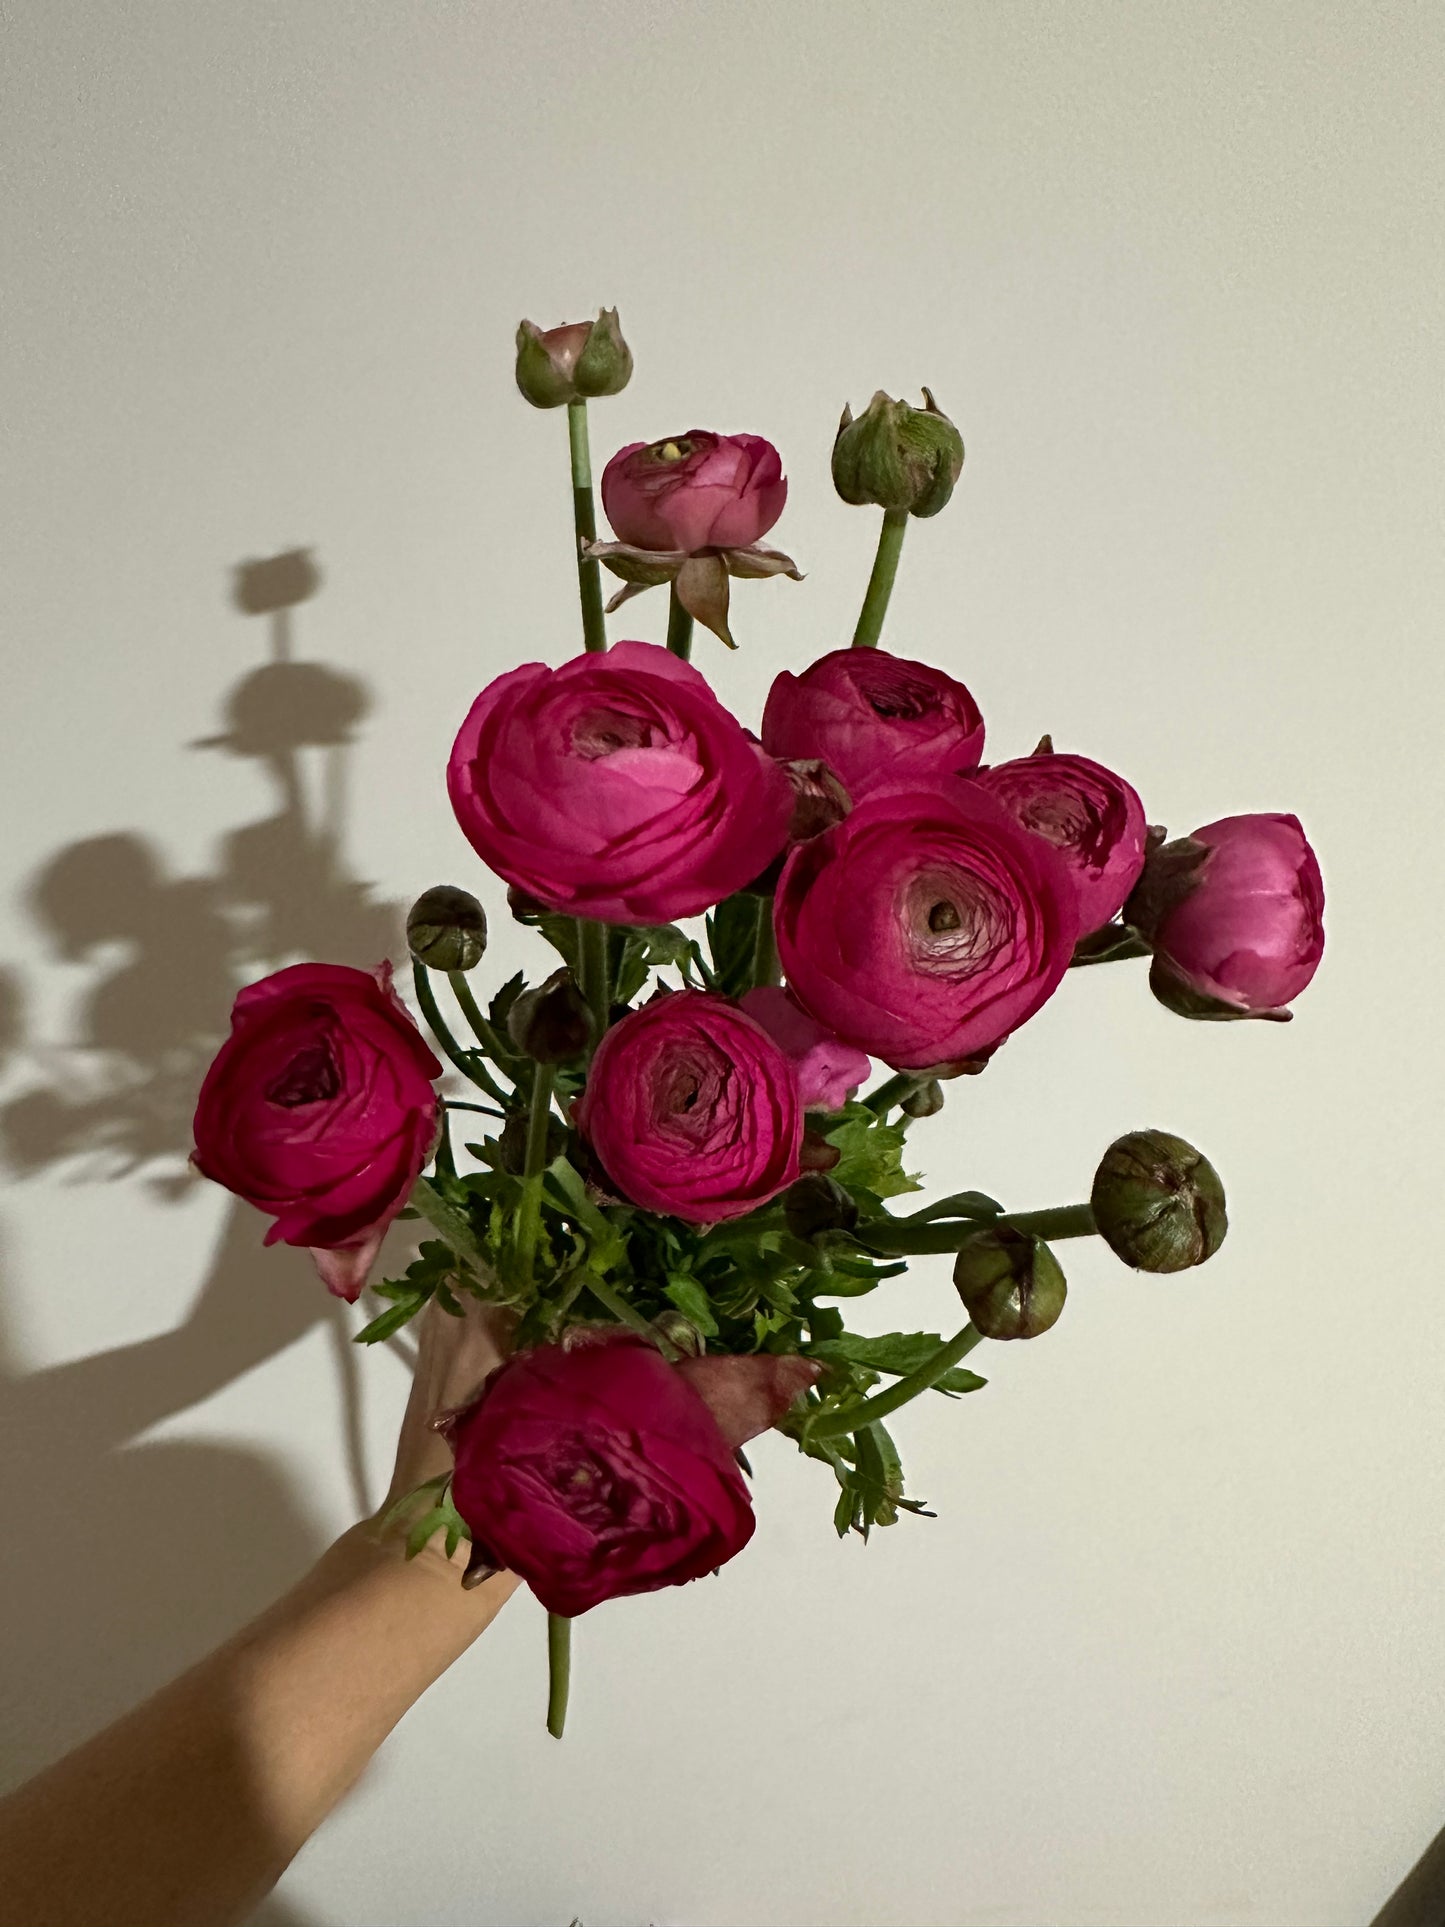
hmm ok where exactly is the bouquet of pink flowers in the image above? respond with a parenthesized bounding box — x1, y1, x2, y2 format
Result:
(191, 309, 1326, 1735)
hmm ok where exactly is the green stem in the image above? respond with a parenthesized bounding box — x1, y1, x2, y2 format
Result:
(582, 1270, 681, 1359)
(860, 1200, 1098, 1257)
(568, 400, 607, 654)
(751, 895, 780, 988)
(864, 1071, 924, 1117)
(514, 1060, 557, 1278)
(412, 964, 510, 1107)
(409, 1175, 487, 1270)
(807, 1321, 986, 1440)
(851, 507, 908, 648)
(546, 1612, 571, 1739)
(447, 972, 516, 1080)
(666, 582, 694, 660)
(577, 916, 610, 1046)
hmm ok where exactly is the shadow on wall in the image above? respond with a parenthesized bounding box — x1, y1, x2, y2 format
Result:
(0, 552, 418, 1927)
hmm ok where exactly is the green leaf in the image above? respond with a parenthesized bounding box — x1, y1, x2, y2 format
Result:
(355, 1299, 428, 1344)
(379, 1472, 450, 1535)
(811, 1330, 986, 1397)
(663, 1273, 719, 1337)
(824, 1104, 922, 1200)
(535, 914, 582, 974)
(706, 892, 763, 997)
(900, 1190, 1004, 1223)
(612, 922, 696, 1005)
(405, 1484, 471, 1561)
(488, 971, 527, 1031)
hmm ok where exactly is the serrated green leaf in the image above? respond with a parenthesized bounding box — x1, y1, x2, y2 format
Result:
(810, 1330, 988, 1397)
(488, 971, 527, 1030)
(405, 1485, 471, 1561)
(435, 1281, 465, 1317)
(663, 1273, 719, 1337)
(535, 914, 582, 974)
(354, 1299, 427, 1344)
(834, 1483, 860, 1538)
(706, 892, 762, 997)
(824, 1104, 922, 1200)
(379, 1472, 450, 1535)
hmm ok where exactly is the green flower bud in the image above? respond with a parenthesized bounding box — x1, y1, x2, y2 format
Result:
(952, 1226, 1067, 1340)
(406, 885, 488, 973)
(505, 968, 593, 1063)
(900, 1077, 945, 1118)
(514, 308, 633, 409)
(1090, 1130, 1228, 1272)
(783, 1173, 859, 1241)
(832, 389, 964, 519)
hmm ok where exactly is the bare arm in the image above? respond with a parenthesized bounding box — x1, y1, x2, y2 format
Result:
(0, 1297, 518, 1927)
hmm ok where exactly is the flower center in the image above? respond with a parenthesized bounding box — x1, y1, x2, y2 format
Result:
(648, 436, 693, 464)
(569, 706, 657, 759)
(904, 869, 1010, 977)
(265, 1041, 340, 1108)
(865, 676, 937, 721)
(928, 900, 962, 932)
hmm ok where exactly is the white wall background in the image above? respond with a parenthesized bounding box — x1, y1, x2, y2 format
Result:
(1, 4, 1441, 1923)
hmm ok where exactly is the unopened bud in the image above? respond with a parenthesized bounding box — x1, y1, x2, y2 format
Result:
(952, 1226, 1067, 1340)
(783, 1173, 859, 1240)
(505, 968, 593, 1062)
(506, 884, 549, 925)
(1091, 1129, 1227, 1272)
(514, 308, 633, 410)
(832, 389, 964, 519)
(406, 885, 488, 973)
(900, 1078, 945, 1118)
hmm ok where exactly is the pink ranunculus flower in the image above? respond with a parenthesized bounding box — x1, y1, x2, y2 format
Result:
(739, 985, 871, 1110)
(1144, 813, 1325, 1015)
(191, 962, 441, 1301)
(573, 990, 803, 1223)
(601, 432, 787, 554)
(774, 780, 1080, 1070)
(446, 1330, 819, 1617)
(973, 744, 1147, 937)
(761, 648, 985, 801)
(447, 640, 793, 924)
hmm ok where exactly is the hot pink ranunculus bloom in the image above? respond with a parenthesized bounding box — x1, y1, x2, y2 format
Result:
(191, 962, 441, 1300)
(447, 640, 793, 924)
(601, 432, 786, 553)
(774, 780, 1079, 1070)
(738, 985, 871, 1111)
(573, 990, 803, 1222)
(973, 748, 1147, 936)
(762, 648, 985, 800)
(448, 1332, 757, 1617)
(1153, 813, 1325, 1012)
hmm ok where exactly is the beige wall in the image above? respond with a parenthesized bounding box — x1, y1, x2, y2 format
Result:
(1, 4, 1441, 1923)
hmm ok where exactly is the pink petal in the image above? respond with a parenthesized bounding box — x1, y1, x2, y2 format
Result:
(674, 1353, 823, 1448)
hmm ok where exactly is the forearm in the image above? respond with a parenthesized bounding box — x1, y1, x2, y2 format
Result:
(0, 1525, 519, 1927)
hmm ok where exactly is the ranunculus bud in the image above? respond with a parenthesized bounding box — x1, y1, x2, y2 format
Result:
(573, 990, 803, 1223)
(783, 1172, 859, 1240)
(406, 885, 489, 973)
(1090, 1129, 1228, 1273)
(601, 432, 786, 554)
(900, 1078, 945, 1118)
(952, 1226, 1067, 1340)
(832, 390, 964, 519)
(449, 642, 792, 925)
(973, 742, 1148, 938)
(762, 648, 984, 801)
(505, 968, 593, 1063)
(775, 778, 1079, 1070)
(1126, 813, 1325, 1020)
(514, 309, 633, 410)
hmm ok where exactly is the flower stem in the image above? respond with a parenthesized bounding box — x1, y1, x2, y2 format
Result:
(514, 1060, 557, 1278)
(568, 400, 608, 654)
(751, 895, 780, 987)
(412, 963, 511, 1109)
(806, 1321, 986, 1440)
(851, 506, 908, 648)
(666, 582, 694, 660)
(860, 1201, 1098, 1256)
(863, 1070, 925, 1117)
(447, 971, 515, 1076)
(546, 1612, 571, 1739)
(577, 916, 610, 1047)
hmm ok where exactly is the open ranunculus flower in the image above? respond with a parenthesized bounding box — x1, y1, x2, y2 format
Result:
(447, 1331, 819, 1617)
(447, 640, 793, 924)
(574, 989, 804, 1222)
(762, 647, 985, 800)
(774, 780, 1080, 1069)
(601, 431, 786, 554)
(973, 744, 1147, 937)
(190, 962, 441, 1301)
